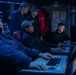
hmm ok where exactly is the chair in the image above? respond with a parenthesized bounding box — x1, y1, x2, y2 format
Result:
(13, 31, 23, 42)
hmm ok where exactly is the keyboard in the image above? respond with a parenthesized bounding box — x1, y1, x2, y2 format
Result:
(50, 47, 70, 55)
(47, 58, 61, 66)
(19, 55, 68, 75)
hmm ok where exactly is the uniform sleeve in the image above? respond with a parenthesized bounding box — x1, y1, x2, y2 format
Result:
(22, 36, 36, 48)
(52, 33, 60, 44)
(22, 36, 40, 57)
(10, 12, 22, 33)
(10, 13, 18, 32)
(18, 39, 40, 58)
(0, 40, 32, 69)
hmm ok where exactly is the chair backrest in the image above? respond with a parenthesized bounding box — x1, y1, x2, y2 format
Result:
(13, 31, 23, 41)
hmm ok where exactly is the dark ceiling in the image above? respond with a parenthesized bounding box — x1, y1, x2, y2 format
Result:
(0, 0, 76, 22)
(0, 0, 76, 12)
(25, 0, 76, 6)
(1, 0, 76, 6)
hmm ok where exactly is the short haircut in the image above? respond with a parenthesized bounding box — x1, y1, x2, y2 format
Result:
(58, 23, 65, 27)
(20, 2, 29, 9)
(30, 6, 39, 12)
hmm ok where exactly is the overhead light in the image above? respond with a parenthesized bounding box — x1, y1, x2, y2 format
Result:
(70, 10, 76, 13)
(0, 1, 20, 4)
(0, 11, 3, 14)
(53, 2, 59, 7)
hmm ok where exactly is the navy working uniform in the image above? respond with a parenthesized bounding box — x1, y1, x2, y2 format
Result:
(0, 31, 40, 69)
(10, 9, 26, 34)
